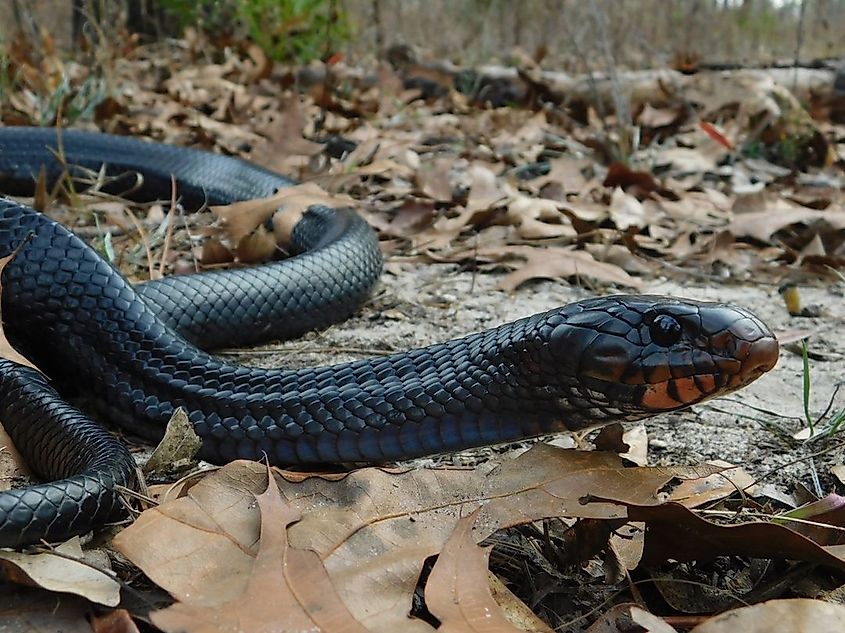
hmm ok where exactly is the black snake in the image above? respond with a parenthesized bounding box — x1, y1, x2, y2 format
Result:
(0, 128, 779, 547)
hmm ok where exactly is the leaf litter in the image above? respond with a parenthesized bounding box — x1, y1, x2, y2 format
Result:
(0, 25, 844, 633)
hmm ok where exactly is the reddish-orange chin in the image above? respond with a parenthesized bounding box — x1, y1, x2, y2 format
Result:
(641, 374, 718, 410)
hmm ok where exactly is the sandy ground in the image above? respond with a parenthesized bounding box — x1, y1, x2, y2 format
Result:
(223, 263, 845, 496)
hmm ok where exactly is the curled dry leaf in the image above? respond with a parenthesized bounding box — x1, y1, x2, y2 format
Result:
(608, 187, 651, 230)
(506, 192, 577, 240)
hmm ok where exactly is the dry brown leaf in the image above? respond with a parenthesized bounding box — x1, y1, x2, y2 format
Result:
(235, 225, 278, 263)
(199, 237, 235, 266)
(637, 104, 681, 128)
(250, 97, 325, 174)
(481, 246, 642, 291)
(90, 609, 141, 633)
(0, 538, 121, 607)
(417, 158, 454, 202)
(608, 187, 651, 230)
(627, 502, 845, 570)
(730, 205, 845, 242)
(530, 158, 590, 193)
(114, 445, 721, 632)
(668, 461, 756, 507)
(506, 193, 577, 240)
(486, 574, 554, 633)
(466, 164, 508, 213)
(151, 476, 369, 633)
(142, 408, 202, 476)
(690, 599, 845, 632)
(211, 182, 351, 243)
(425, 510, 530, 633)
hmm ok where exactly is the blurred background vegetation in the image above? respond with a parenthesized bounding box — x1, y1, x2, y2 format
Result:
(1, 0, 844, 68)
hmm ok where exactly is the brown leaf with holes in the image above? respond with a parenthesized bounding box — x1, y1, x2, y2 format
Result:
(151, 476, 369, 633)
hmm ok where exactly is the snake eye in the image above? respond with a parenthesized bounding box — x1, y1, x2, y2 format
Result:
(649, 314, 683, 347)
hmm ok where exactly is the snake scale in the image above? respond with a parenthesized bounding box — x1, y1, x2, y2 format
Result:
(0, 128, 778, 547)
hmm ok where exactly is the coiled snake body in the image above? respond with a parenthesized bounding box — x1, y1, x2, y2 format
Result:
(0, 128, 778, 547)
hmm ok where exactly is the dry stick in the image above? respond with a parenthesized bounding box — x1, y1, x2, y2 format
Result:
(156, 175, 179, 279)
(122, 207, 155, 280)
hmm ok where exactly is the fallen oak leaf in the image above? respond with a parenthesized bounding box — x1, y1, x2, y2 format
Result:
(476, 245, 642, 291)
(151, 474, 369, 633)
(114, 445, 722, 632)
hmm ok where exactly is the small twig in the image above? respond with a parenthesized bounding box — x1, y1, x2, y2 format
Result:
(122, 206, 155, 279)
(156, 175, 179, 279)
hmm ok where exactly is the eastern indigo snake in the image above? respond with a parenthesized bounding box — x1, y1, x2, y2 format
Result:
(0, 128, 779, 547)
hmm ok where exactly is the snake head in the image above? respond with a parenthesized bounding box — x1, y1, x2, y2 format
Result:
(543, 295, 779, 426)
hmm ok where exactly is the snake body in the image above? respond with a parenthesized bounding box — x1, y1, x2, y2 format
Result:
(0, 128, 778, 547)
